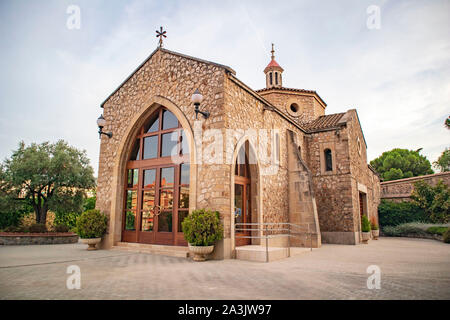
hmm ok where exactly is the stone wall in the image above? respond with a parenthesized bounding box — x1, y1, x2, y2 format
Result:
(0, 233, 79, 245)
(258, 90, 325, 125)
(97, 48, 228, 249)
(305, 110, 380, 244)
(381, 172, 450, 201)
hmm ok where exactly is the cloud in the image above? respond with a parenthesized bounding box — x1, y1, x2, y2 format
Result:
(0, 0, 448, 176)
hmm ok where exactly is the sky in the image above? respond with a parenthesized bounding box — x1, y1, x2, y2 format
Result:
(0, 0, 449, 176)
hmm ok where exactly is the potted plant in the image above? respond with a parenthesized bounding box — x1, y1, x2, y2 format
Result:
(181, 209, 223, 261)
(76, 209, 108, 250)
(371, 219, 379, 240)
(361, 215, 371, 244)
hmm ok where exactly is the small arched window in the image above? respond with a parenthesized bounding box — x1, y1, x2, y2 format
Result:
(324, 148, 332, 172)
(275, 72, 278, 85)
(269, 72, 273, 85)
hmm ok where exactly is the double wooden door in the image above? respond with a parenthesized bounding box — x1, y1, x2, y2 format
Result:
(122, 164, 187, 246)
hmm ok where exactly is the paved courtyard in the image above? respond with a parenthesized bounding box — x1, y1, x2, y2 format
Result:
(0, 237, 449, 300)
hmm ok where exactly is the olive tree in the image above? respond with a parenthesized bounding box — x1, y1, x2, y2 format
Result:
(0, 140, 95, 225)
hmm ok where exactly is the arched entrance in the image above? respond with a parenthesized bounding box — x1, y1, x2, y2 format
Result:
(122, 106, 190, 246)
(234, 141, 252, 246)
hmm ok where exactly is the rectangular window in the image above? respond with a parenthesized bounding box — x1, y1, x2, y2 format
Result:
(143, 136, 158, 159)
(161, 132, 178, 157)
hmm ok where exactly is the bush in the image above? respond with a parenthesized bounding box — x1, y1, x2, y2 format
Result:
(361, 215, 371, 232)
(83, 196, 96, 212)
(443, 229, 450, 243)
(181, 209, 224, 246)
(426, 226, 448, 236)
(54, 212, 80, 231)
(2, 225, 21, 233)
(28, 223, 48, 233)
(411, 179, 449, 224)
(54, 224, 70, 233)
(76, 209, 108, 239)
(378, 199, 428, 227)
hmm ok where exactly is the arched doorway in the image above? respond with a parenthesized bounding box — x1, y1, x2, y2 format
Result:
(122, 106, 190, 246)
(234, 141, 252, 246)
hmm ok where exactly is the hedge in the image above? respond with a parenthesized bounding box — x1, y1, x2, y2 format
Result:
(378, 199, 428, 228)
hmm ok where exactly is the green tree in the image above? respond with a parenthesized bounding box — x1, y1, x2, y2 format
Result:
(411, 179, 449, 224)
(0, 140, 95, 225)
(433, 148, 450, 172)
(370, 148, 433, 181)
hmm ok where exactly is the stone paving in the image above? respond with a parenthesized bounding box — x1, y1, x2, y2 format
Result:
(0, 237, 449, 300)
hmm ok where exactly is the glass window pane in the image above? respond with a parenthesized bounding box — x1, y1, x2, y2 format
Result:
(143, 169, 156, 188)
(145, 114, 159, 133)
(234, 184, 243, 224)
(179, 187, 189, 208)
(159, 189, 174, 210)
(180, 130, 189, 155)
(141, 211, 154, 232)
(178, 211, 188, 233)
(127, 169, 138, 188)
(161, 132, 178, 157)
(162, 110, 178, 130)
(125, 210, 136, 231)
(143, 136, 158, 159)
(180, 163, 190, 186)
(130, 139, 140, 161)
(160, 167, 174, 188)
(158, 211, 172, 232)
(142, 190, 155, 212)
(126, 190, 137, 211)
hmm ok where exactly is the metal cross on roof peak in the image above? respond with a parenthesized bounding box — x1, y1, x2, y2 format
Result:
(156, 26, 167, 48)
(271, 43, 275, 60)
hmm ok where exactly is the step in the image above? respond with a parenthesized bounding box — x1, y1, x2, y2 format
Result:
(111, 242, 189, 258)
(235, 245, 311, 262)
(235, 245, 288, 262)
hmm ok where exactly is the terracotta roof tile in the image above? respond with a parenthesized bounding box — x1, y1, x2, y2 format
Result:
(304, 112, 346, 131)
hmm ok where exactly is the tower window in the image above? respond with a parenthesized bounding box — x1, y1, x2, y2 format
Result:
(324, 149, 333, 172)
(269, 72, 273, 85)
(275, 72, 278, 85)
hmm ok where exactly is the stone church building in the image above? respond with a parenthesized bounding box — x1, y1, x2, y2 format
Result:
(96, 43, 381, 259)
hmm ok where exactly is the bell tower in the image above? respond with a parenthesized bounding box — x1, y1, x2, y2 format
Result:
(264, 44, 284, 88)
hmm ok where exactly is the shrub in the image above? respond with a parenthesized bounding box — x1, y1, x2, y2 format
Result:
(395, 223, 427, 236)
(54, 212, 80, 231)
(378, 199, 428, 227)
(443, 229, 450, 243)
(411, 179, 449, 224)
(2, 225, 21, 233)
(76, 209, 108, 239)
(54, 224, 70, 233)
(361, 215, 371, 232)
(28, 223, 48, 233)
(83, 196, 96, 212)
(382, 225, 399, 237)
(426, 226, 448, 235)
(181, 209, 224, 246)
(21, 212, 55, 231)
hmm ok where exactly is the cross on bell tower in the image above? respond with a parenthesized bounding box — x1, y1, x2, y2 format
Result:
(264, 43, 284, 89)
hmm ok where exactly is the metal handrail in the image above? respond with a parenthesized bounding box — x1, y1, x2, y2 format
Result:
(235, 222, 316, 262)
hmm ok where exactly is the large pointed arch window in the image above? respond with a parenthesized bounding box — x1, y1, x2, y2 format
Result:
(123, 107, 190, 246)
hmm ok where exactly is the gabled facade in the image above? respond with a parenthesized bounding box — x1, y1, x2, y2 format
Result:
(96, 46, 380, 259)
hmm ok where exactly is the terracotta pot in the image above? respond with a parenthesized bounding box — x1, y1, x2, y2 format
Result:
(188, 244, 214, 261)
(372, 229, 380, 240)
(361, 232, 371, 244)
(81, 238, 101, 250)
